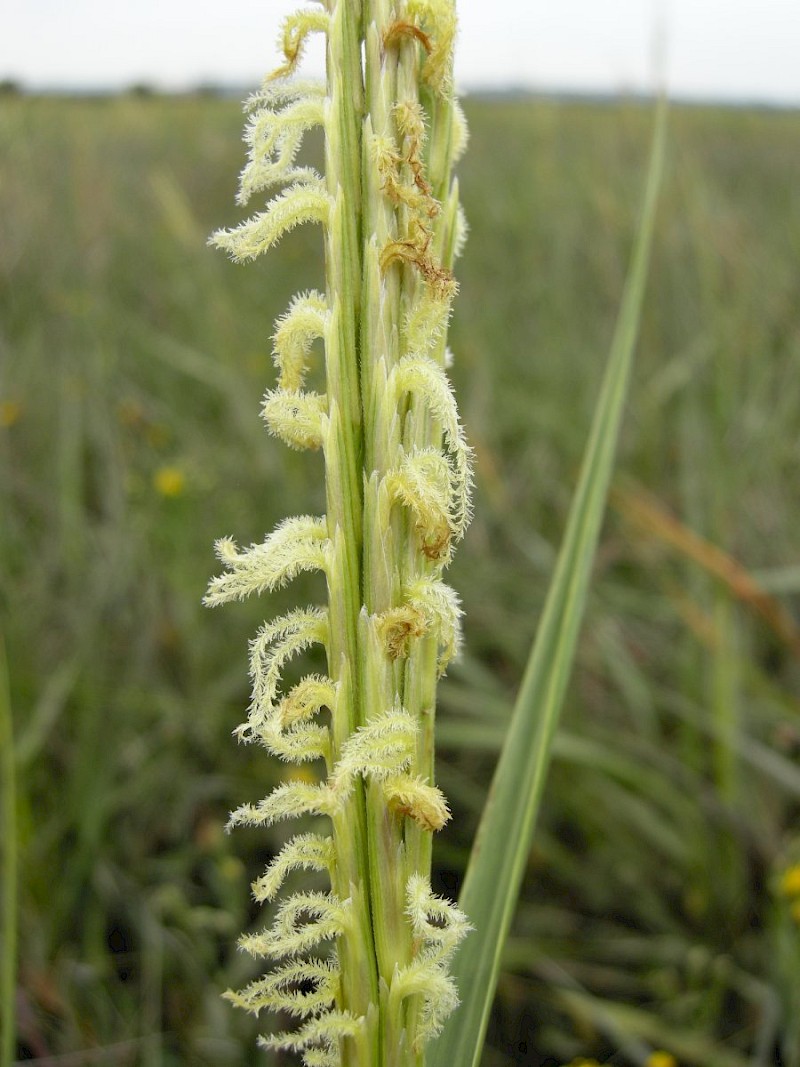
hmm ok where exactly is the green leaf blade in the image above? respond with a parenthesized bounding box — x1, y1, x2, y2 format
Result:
(430, 98, 667, 1067)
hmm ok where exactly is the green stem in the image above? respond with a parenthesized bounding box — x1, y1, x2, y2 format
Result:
(1, 635, 17, 1067)
(324, 2, 381, 1059)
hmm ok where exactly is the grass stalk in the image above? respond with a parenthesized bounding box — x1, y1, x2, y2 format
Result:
(0, 636, 17, 1067)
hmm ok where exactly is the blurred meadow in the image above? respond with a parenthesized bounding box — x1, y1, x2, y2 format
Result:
(1, 90, 800, 1065)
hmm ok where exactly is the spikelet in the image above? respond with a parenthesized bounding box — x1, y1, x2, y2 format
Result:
(227, 778, 337, 831)
(204, 516, 329, 606)
(225, 956, 339, 1016)
(374, 577, 462, 671)
(389, 875, 472, 1046)
(405, 0, 458, 94)
(272, 291, 330, 390)
(405, 576, 463, 672)
(330, 706, 419, 794)
(262, 389, 328, 451)
(238, 95, 326, 204)
(269, 7, 330, 82)
(240, 891, 348, 958)
(384, 448, 453, 561)
(256, 674, 336, 764)
(252, 833, 335, 903)
(245, 607, 329, 738)
(390, 355, 473, 540)
(259, 1012, 363, 1060)
(383, 775, 451, 832)
(211, 178, 331, 263)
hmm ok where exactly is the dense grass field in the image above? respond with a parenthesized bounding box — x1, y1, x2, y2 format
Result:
(1, 91, 800, 1066)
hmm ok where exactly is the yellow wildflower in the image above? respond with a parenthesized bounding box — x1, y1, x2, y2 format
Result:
(154, 466, 185, 498)
(646, 1052, 677, 1067)
(0, 400, 22, 428)
(779, 864, 800, 898)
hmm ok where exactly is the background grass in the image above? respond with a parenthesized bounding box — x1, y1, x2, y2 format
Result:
(1, 91, 799, 1066)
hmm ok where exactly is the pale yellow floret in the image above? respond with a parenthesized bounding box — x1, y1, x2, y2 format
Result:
(372, 133, 432, 216)
(373, 578, 461, 669)
(210, 179, 331, 263)
(227, 779, 337, 831)
(385, 448, 453, 561)
(405, 576, 463, 672)
(392, 961, 459, 1045)
(262, 389, 328, 451)
(451, 98, 470, 164)
(278, 674, 337, 727)
(330, 706, 418, 795)
(452, 201, 469, 261)
(245, 608, 329, 738)
(272, 290, 329, 390)
(259, 719, 331, 764)
(406, 0, 457, 94)
(374, 604, 429, 660)
(269, 8, 330, 82)
(204, 516, 329, 607)
(383, 774, 450, 832)
(238, 96, 326, 204)
(244, 77, 325, 113)
(240, 891, 347, 959)
(259, 1010, 363, 1061)
(252, 833, 335, 903)
(391, 355, 473, 540)
(405, 873, 472, 960)
(246, 97, 325, 162)
(389, 875, 472, 1046)
(224, 957, 339, 1018)
(403, 285, 453, 358)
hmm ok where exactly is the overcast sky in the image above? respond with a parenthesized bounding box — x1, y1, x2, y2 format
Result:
(4, 0, 800, 104)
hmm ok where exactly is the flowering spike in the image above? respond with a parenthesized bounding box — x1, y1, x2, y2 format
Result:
(207, 0, 471, 1059)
